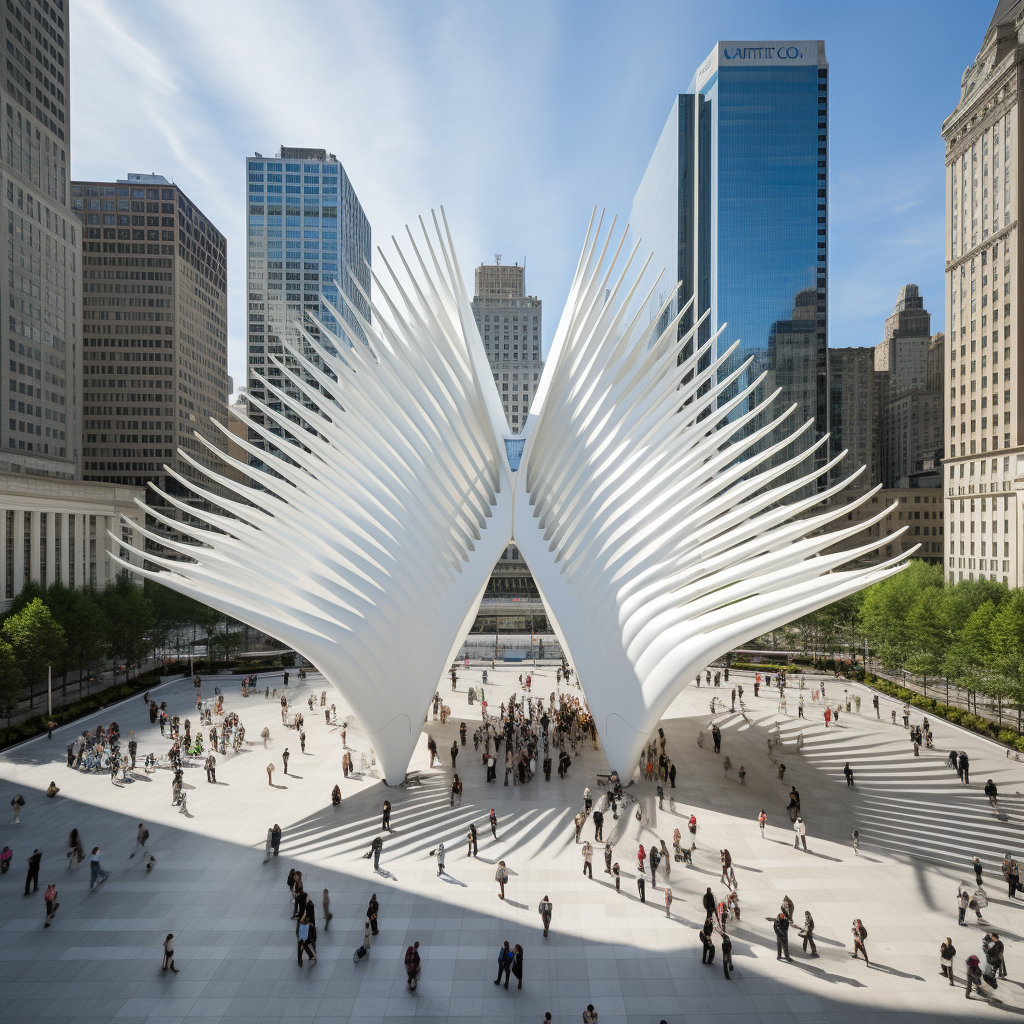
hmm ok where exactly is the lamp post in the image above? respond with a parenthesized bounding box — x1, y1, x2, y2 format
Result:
(47, 663, 52, 717)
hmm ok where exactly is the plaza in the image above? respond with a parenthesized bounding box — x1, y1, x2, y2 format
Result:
(0, 660, 1018, 1022)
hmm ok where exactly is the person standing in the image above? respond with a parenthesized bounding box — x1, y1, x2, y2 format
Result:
(985, 779, 999, 815)
(266, 762, 275, 786)
(758, 810, 767, 838)
(282, 748, 290, 775)
(322, 889, 332, 931)
(637, 873, 646, 903)
(370, 835, 383, 871)
(436, 843, 445, 877)
(451, 741, 458, 768)
(850, 919, 869, 963)
(367, 894, 379, 936)
(604, 843, 613, 874)
(162, 934, 179, 973)
(958, 884, 970, 925)
(1007, 854, 1020, 899)
(495, 860, 509, 900)
(702, 887, 716, 926)
(613, 862, 621, 892)
(271, 824, 281, 857)
(467, 823, 478, 858)
(793, 817, 807, 851)
(940, 937, 956, 986)
(712, 724, 722, 753)
(205, 754, 216, 783)
(538, 895, 552, 937)
(800, 911, 817, 956)
(700, 925, 715, 965)
(11, 793, 24, 823)
(381, 799, 392, 832)
(24, 849, 41, 895)
(973, 856, 984, 888)
(649, 845, 659, 890)
(490, 808, 498, 839)
(573, 812, 585, 844)
(511, 944, 523, 990)
(582, 840, 593, 879)
(774, 913, 791, 961)
(960, 751, 971, 784)
(664, 886, 673, 918)
(593, 809, 604, 842)
(494, 940, 512, 987)
(843, 763, 854, 787)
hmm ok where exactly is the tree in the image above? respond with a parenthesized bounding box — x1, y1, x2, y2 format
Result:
(2, 597, 66, 704)
(99, 571, 154, 682)
(905, 588, 950, 695)
(860, 560, 943, 671)
(0, 641, 23, 728)
(990, 589, 1024, 730)
(944, 600, 998, 713)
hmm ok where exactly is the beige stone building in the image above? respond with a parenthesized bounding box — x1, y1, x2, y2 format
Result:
(0, 475, 143, 610)
(942, 2, 1024, 585)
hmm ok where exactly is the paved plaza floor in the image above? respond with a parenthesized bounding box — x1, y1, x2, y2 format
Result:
(0, 661, 1019, 1023)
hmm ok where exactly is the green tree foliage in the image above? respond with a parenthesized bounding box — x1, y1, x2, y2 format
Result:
(0, 640, 23, 727)
(859, 560, 944, 670)
(2, 597, 67, 691)
(99, 571, 155, 682)
(990, 589, 1024, 729)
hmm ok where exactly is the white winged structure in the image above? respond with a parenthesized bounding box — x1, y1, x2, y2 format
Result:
(114, 209, 912, 784)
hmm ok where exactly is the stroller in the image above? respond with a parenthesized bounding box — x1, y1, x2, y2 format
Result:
(353, 944, 370, 963)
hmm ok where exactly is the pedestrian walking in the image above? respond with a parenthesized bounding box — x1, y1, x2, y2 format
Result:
(538, 895, 552, 936)
(297, 915, 316, 965)
(965, 954, 998, 1002)
(637, 874, 646, 902)
(800, 911, 817, 956)
(24, 849, 41, 895)
(582, 840, 593, 878)
(613, 862, 621, 892)
(702, 886, 715, 925)
(161, 934, 179, 973)
(593, 809, 604, 841)
(205, 754, 216, 783)
(974, 856, 984, 887)
(984, 931, 1007, 979)
(774, 913, 791, 961)
(11, 793, 24, 823)
(793, 817, 807, 851)
(850, 919, 869, 963)
(664, 886, 673, 918)
(758, 809, 767, 837)
(852, 830, 860, 856)
(958, 884, 971, 925)
(367, 893, 379, 935)
(436, 842, 446, 876)
(322, 889, 332, 931)
(495, 860, 509, 900)
(511, 944, 524, 990)
(43, 882, 59, 926)
(282, 748, 290, 775)
(721, 930, 734, 978)
(940, 937, 956, 986)
(494, 940, 512, 987)
(843, 763, 854, 786)
(370, 835, 383, 871)
(712, 724, 722, 753)
(574, 812, 585, 843)
(960, 750, 971, 784)
(271, 824, 281, 856)
(130, 823, 150, 859)
(986, 779, 1000, 815)
(266, 763, 275, 786)
(490, 808, 498, 839)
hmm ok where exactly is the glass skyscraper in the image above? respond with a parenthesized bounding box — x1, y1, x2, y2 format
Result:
(629, 41, 828, 472)
(245, 147, 370, 463)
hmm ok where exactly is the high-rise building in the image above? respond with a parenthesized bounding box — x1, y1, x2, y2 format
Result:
(245, 147, 370, 463)
(828, 347, 882, 491)
(471, 261, 542, 434)
(628, 41, 828, 473)
(875, 286, 943, 488)
(470, 260, 547, 635)
(71, 173, 229, 499)
(1, 1, 77, 478)
(942, 2, 1024, 586)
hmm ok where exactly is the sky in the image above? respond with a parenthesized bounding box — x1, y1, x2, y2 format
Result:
(72, 0, 993, 395)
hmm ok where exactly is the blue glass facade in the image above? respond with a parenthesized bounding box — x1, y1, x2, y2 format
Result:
(245, 148, 371, 425)
(629, 41, 828, 468)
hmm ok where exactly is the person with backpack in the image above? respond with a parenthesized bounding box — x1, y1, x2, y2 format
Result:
(494, 940, 512, 988)
(850, 919, 869, 963)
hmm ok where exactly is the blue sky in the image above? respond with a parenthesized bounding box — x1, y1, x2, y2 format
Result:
(73, 0, 991, 393)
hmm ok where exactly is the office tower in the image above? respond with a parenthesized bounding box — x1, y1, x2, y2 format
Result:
(71, 173, 229, 499)
(942, 1, 1023, 585)
(469, 260, 547, 638)
(245, 147, 370, 463)
(628, 41, 828, 475)
(1, 1, 76, 478)
(471, 260, 542, 433)
(828, 347, 882, 491)
(875, 285, 943, 488)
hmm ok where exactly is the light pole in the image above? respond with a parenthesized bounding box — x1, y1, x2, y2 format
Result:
(47, 663, 52, 716)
